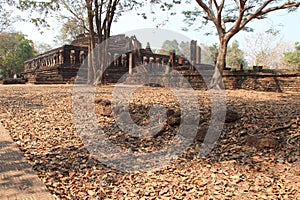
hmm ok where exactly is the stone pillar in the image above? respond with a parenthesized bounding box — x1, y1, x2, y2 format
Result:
(59, 50, 64, 65)
(237, 63, 243, 71)
(37, 59, 40, 69)
(55, 52, 59, 64)
(143, 56, 149, 64)
(107, 52, 111, 66)
(80, 51, 86, 64)
(51, 55, 54, 66)
(196, 46, 201, 64)
(169, 51, 176, 67)
(190, 61, 195, 71)
(129, 53, 133, 75)
(122, 54, 127, 67)
(190, 40, 197, 64)
(114, 53, 119, 66)
(149, 57, 155, 63)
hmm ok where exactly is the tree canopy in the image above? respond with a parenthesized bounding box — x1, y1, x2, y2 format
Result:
(54, 18, 86, 45)
(226, 40, 247, 68)
(0, 32, 36, 78)
(161, 40, 181, 54)
(283, 42, 300, 71)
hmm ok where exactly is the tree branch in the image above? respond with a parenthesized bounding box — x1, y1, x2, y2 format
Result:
(107, 0, 119, 38)
(213, 0, 219, 10)
(217, 0, 225, 32)
(208, 0, 213, 11)
(229, 0, 246, 35)
(196, 0, 225, 36)
(240, 1, 300, 32)
(260, 2, 300, 16)
(61, 0, 87, 32)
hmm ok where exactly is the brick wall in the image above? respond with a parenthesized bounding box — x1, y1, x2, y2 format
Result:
(222, 72, 300, 92)
(125, 71, 300, 92)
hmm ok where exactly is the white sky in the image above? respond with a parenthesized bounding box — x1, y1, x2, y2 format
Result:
(13, 2, 300, 52)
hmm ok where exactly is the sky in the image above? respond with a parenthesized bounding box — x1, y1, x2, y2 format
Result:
(13, 1, 300, 52)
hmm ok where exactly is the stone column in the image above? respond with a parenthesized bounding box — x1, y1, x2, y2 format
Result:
(237, 63, 243, 71)
(169, 51, 176, 68)
(129, 52, 133, 75)
(122, 54, 127, 67)
(114, 53, 119, 67)
(190, 40, 197, 64)
(107, 52, 111, 66)
(80, 51, 86, 64)
(55, 52, 59, 64)
(196, 46, 201, 64)
(59, 50, 64, 65)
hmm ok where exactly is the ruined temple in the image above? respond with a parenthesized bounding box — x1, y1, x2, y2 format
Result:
(23, 34, 142, 84)
(23, 45, 88, 84)
(23, 34, 203, 84)
(22, 35, 299, 91)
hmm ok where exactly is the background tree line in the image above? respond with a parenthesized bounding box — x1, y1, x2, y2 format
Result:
(0, 32, 35, 78)
(159, 38, 300, 71)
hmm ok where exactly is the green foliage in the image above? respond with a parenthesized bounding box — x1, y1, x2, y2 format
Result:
(201, 43, 218, 65)
(179, 41, 190, 58)
(226, 40, 247, 68)
(55, 18, 86, 45)
(161, 40, 181, 54)
(34, 42, 53, 54)
(160, 40, 192, 58)
(283, 42, 300, 71)
(201, 42, 247, 67)
(0, 33, 35, 78)
(295, 42, 300, 51)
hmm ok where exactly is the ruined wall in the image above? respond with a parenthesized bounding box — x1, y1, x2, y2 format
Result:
(183, 71, 300, 92)
(125, 69, 300, 92)
(222, 72, 300, 92)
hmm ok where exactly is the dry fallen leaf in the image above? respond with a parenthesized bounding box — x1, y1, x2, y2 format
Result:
(0, 85, 299, 199)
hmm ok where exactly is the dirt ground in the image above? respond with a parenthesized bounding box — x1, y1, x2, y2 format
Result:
(0, 84, 299, 199)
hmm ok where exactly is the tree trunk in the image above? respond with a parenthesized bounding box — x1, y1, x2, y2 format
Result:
(94, 39, 109, 85)
(88, 38, 96, 84)
(209, 38, 228, 89)
(94, 25, 110, 85)
(86, 0, 96, 84)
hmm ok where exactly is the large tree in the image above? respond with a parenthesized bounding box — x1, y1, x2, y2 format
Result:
(180, 0, 300, 88)
(82, 0, 144, 84)
(226, 40, 247, 68)
(0, 33, 35, 78)
(283, 42, 300, 71)
(54, 18, 86, 45)
(161, 39, 181, 54)
(201, 43, 218, 65)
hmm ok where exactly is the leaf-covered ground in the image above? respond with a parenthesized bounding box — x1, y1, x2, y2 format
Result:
(0, 85, 299, 199)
